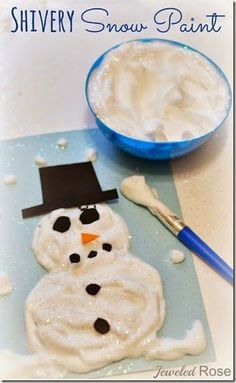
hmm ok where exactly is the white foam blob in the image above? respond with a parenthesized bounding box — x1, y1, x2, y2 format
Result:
(0, 272, 12, 296)
(56, 138, 68, 149)
(171, 249, 185, 264)
(34, 155, 47, 167)
(3, 175, 16, 185)
(0, 350, 66, 379)
(86, 148, 97, 162)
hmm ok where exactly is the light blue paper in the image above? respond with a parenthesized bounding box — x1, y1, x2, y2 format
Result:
(0, 129, 215, 379)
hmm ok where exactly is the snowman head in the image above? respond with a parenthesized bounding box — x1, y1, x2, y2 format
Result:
(32, 203, 130, 271)
(22, 162, 131, 271)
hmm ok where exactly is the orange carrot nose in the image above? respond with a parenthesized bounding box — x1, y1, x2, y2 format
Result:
(81, 233, 99, 245)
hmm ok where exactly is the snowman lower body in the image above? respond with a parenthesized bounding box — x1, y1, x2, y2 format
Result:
(25, 252, 206, 374)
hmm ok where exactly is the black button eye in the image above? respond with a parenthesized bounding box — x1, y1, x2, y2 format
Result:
(88, 250, 98, 259)
(80, 208, 99, 225)
(69, 253, 80, 263)
(86, 284, 101, 295)
(94, 318, 110, 334)
(53, 216, 71, 233)
(103, 243, 112, 252)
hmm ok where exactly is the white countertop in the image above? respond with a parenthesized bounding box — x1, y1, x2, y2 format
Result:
(0, 0, 233, 380)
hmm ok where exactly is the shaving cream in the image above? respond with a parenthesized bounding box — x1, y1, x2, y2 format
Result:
(0, 350, 66, 379)
(88, 41, 229, 142)
(0, 273, 12, 296)
(25, 252, 206, 374)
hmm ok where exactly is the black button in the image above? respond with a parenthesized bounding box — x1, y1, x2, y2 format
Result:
(80, 208, 99, 225)
(88, 250, 98, 258)
(94, 318, 110, 334)
(103, 243, 112, 252)
(86, 284, 101, 296)
(53, 216, 71, 233)
(69, 253, 80, 263)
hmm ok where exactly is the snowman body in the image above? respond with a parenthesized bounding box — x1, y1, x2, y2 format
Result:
(25, 202, 206, 374)
(25, 251, 165, 373)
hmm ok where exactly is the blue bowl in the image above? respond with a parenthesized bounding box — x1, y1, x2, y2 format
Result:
(85, 38, 232, 160)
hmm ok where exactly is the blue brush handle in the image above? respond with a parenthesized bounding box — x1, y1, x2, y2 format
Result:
(178, 226, 233, 285)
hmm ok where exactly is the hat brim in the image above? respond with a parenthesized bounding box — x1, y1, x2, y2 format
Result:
(22, 189, 118, 218)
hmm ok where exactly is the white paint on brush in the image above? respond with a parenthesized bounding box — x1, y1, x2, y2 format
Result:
(120, 175, 172, 216)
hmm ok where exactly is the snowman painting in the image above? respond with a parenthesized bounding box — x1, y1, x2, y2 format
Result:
(21, 162, 206, 375)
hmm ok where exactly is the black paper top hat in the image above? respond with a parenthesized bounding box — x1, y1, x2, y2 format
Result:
(22, 162, 118, 218)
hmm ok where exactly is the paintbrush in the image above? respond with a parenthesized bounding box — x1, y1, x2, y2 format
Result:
(120, 176, 233, 285)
